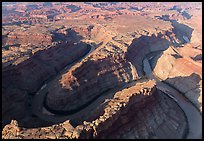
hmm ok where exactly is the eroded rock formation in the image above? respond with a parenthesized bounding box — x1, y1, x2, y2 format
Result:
(5, 32, 52, 46)
(125, 26, 185, 77)
(2, 2, 202, 139)
(45, 43, 139, 112)
(2, 80, 188, 139)
(2, 42, 91, 126)
(151, 46, 202, 111)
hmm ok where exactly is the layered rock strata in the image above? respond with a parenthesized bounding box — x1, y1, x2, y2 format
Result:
(151, 46, 202, 111)
(45, 44, 139, 112)
(2, 42, 91, 126)
(126, 32, 173, 76)
(125, 21, 202, 112)
(126, 21, 195, 77)
(5, 32, 53, 46)
(126, 21, 194, 76)
(2, 80, 188, 139)
(70, 80, 187, 139)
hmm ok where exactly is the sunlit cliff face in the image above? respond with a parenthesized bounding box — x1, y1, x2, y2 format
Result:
(2, 2, 202, 139)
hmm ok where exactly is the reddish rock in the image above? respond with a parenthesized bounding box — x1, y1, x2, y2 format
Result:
(2, 41, 91, 125)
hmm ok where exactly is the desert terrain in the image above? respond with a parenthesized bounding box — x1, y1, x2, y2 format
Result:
(2, 2, 202, 139)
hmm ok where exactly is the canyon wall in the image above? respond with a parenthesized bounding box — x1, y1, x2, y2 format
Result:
(126, 31, 174, 76)
(2, 2, 201, 139)
(2, 42, 91, 126)
(2, 80, 188, 139)
(125, 22, 202, 112)
(70, 80, 187, 139)
(151, 46, 202, 111)
(45, 44, 139, 112)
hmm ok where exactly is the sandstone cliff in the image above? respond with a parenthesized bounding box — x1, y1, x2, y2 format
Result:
(125, 22, 202, 112)
(2, 42, 91, 126)
(45, 44, 139, 112)
(2, 80, 188, 139)
(126, 31, 175, 76)
(151, 46, 202, 111)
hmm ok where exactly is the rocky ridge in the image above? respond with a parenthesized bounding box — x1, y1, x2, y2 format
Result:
(2, 80, 188, 139)
(45, 40, 138, 112)
(151, 46, 202, 111)
(1, 2, 201, 139)
(2, 41, 91, 126)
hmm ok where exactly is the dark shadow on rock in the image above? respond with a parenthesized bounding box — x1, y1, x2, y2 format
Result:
(52, 28, 84, 43)
(168, 5, 192, 20)
(168, 5, 183, 12)
(125, 34, 172, 77)
(128, 6, 144, 12)
(2, 44, 21, 50)
(95, 90, 157, 139)
(155, 15, 194, 43)
(192, 54, 202, 61)
(95, 88, 188, 139)
(2, 29, 90, 128)
(171, 53, 182, 59)
(66, 5, 81, 13)
(43, 55, 135, 126)
(164, 73, 202, 110)
(125, 19, 193, 77)
(171, 20, 193, 43)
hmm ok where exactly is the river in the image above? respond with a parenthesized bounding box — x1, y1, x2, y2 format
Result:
(142, 51, 202, 139)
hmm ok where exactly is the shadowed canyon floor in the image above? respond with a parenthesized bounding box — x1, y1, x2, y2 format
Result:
(2, 2, 202, 139)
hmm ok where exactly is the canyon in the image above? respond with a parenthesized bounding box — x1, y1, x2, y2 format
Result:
(2, 2, 202, 139)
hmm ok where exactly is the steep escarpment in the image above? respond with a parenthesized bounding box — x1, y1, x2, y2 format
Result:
(126, 21, 193, 77)
(126, 32, 173, 76)
(171, 20, 193, 44)
(155, 15, 193, 45)
(45, 44, 139, 112)
(2, 2, 201, 139)
(2, 27, 86, 66)
(2, 42, 91, 126)
(2, 80, 188, 139)
(69, 80, 187, 139)
(151, 46, 202, 111)
(125, 20, 202, 111)
(95, 85, 187, 139)
(71, 25, 100, 40)
(3, 42, 91, 93)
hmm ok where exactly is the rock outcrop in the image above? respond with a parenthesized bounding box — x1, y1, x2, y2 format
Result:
(126, 31, 175, 76)
(70, 80, 187, 139)
(2, 2, 201, 139)
(2, 80, 188, 139)
(126, 20, 194, 72)
(151, 46, 202, 111)
(2, 42, 91, 126)
(45, 44, 139, 112)
(125, 21, 202, 112)
(5, 32, 53, 46)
